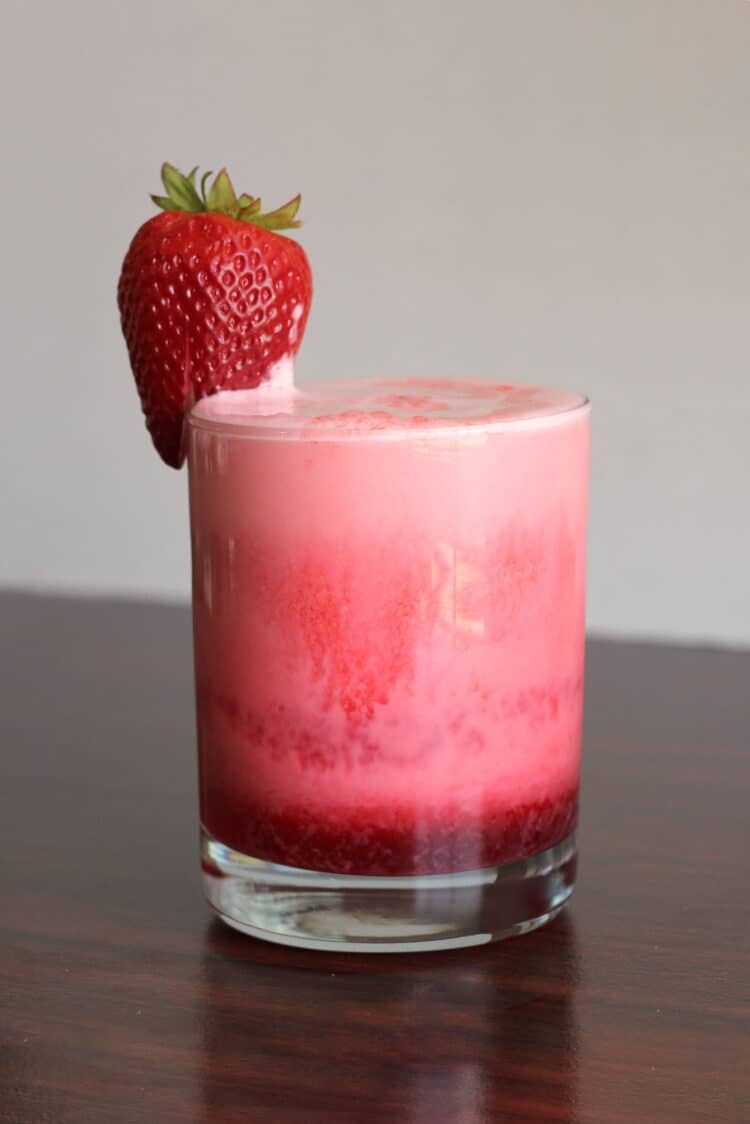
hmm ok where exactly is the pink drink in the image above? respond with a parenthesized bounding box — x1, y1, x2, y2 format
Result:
(188, 378, 589, 883)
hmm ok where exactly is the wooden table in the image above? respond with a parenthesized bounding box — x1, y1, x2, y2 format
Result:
(1, 592, 748, 1123)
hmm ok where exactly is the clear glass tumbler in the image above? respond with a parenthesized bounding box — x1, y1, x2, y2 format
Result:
(188, 378, 590, 951)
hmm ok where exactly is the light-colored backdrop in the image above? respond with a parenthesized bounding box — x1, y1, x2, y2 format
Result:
(1, 0, 748, 645)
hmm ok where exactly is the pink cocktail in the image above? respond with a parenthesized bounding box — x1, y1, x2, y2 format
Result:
(189, 377, 589, 950)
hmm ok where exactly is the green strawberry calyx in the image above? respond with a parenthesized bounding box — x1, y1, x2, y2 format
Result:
(150, 162, 302, 231)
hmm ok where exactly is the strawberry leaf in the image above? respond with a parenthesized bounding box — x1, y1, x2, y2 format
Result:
(161, 163, 204, 212)
(238, 198, 262, 220)
(149, 164, 304, 231)
(206, 169, 237, 213)
(150, 194, 174, 211)
(251, 194, 302, 231)
(200, 170, 213, 205)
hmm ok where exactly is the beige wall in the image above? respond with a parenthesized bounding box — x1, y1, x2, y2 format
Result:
(1, 0, 748, 644)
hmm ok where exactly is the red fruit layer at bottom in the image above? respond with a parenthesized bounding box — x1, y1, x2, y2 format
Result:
(201, 788, 578, 876)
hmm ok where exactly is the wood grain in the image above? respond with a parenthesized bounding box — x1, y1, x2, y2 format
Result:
(1, 592, 748, 1123)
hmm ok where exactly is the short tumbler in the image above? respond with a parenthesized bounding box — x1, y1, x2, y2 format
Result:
(188, 378, 590, 951)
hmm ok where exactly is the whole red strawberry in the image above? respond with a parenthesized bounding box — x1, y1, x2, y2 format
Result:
(118, 163, 312, 467)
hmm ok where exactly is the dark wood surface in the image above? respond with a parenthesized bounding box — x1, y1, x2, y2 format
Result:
(1, 591, 748, 1123)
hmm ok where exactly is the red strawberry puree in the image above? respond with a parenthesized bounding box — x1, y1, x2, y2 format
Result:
(188, 378, 590, 875)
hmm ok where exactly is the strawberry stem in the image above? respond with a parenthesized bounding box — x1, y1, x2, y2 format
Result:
(150, 162, 303, 230)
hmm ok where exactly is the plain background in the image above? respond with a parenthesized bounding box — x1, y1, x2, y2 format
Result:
(1, 0, 748, 645)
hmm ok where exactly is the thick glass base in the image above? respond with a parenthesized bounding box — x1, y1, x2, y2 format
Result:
(201, 828, 577, 952)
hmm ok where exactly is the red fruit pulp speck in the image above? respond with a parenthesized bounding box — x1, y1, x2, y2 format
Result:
(201, 788, 578, 876)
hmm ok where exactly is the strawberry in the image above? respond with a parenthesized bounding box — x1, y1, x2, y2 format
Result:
(117, 163, 312, 467)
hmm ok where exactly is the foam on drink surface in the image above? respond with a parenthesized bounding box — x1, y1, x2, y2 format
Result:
(191, 376, 587, 438)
